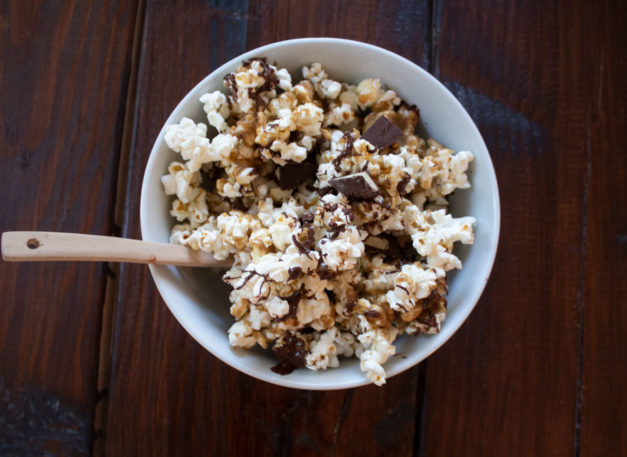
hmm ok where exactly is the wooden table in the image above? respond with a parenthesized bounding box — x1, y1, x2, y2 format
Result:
(1, 1, 625, 455)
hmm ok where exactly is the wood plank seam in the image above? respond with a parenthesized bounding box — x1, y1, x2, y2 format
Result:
(91, 1, 148, 456)
(429, 0, 442, 78)
(573, 95, 593, 457)
(413, 1, 441, 455)
(330, 390, 354, 457)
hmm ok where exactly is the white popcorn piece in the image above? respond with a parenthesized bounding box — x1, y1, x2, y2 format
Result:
(200, 91, 230, 132)
(306, 327, 340, 370)
(292, 103, 324, 136)
(274, 67, 293, 91)
(385, 264, 438, 313)
(270, 140, 307, 165)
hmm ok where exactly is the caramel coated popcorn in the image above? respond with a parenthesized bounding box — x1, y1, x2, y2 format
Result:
(162, 58, 475, 385)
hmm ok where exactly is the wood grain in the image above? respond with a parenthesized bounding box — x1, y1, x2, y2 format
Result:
(580, 1, 627, 456)
(247, 0, 431, 69)
(0, 0, 140, 455)
(103, 0, 431, 455)
(2, 0, 624, 456)
(420, 1, 592, 455)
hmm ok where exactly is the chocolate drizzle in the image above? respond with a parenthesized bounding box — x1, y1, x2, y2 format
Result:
(248, 88, 267, 111)
(224, 73, 237, 100)
(279, 285, 306, 322)
(332, 133, 357, 172)
(292, 227, 315, 254)
(225, 57, 280, 109)
(301, 212, 315, 225)
(233, 271, 259, 290)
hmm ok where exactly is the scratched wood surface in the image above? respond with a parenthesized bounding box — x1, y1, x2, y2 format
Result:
(419, 1, 626, 456)
(0, 1, 139, 455)
(579, 1, 627, 456)
(1, 0, 625, 456)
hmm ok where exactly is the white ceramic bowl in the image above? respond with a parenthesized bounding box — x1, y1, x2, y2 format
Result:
(140, 38, 500, 389)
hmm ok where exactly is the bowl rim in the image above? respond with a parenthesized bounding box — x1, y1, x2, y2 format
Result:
(140, 37, 501, 389)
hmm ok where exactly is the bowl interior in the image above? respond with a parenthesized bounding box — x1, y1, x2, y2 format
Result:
(140, 38, 500, 389)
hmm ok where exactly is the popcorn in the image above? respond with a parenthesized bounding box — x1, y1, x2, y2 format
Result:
(200, 91, 230, 132)
(161, 59, 476, 385)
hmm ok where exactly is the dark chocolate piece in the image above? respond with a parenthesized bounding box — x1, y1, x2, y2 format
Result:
(276, 161, 317, 189)
(397, 171, 411, 194)
(271, 332, 307, 375)
(364, 235, 390, 251)
(227, 197, 247, 211)
(361, 115, 403, 149)
(364, 234, 417, 263)
(288, 266, 302, 281)
(317, 262, 340, 280)
(329, 172, 379, 200)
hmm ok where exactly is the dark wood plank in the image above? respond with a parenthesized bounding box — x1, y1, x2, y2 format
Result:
(0, 0, 140, 455)
(420, 1, 592, 455)
(580, 1, 627, 455)
(247, 0, 430, 69)
(104, 0, 431, 455)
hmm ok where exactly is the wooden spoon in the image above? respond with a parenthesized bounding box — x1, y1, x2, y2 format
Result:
(1, 231, 231, 267)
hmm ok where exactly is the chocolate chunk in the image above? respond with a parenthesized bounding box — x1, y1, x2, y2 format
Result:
(329, 172, 379, 200)
(276, 161, 317, 189)
(288, 266, 302, 281)
(364, 235, 390, 251)
(317, 262, 340, 280)
(364, 234, 417, 263)
(397, 171, 411, 194)
(361, 115, 403, 149)
(226, 197, 247, 211)
(345, 300, 357, 314)
(271, 332, 307, 375)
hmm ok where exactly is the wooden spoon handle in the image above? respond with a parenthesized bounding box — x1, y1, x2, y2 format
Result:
(1, 231, 231, 267)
